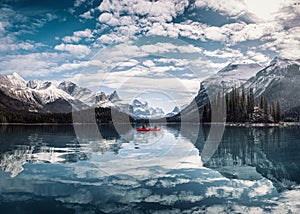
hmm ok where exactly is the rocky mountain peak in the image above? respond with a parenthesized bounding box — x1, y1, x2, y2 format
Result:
(95, 92, 107, 102)
(108, 90, 121, 102)
(172, 106, 180, 113)
(166, 106, 180, 117)
(268, 57, 300, 69)
(7, 72, 26, 87)
(132, 99, 147, 107)
(219, 63, 262, 74)
(27, 80, 52, 90)
(269, 56, 285, 65)
(58, 81, 77, 94)
(129, 98, 165, 119)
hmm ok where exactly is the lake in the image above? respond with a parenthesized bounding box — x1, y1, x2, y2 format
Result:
(0, 124, 299, 213)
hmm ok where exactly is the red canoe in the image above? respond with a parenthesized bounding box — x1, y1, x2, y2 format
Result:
(136, 127, 161, 131)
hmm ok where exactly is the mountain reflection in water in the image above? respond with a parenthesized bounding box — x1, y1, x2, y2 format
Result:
(0, 124, 299, 213)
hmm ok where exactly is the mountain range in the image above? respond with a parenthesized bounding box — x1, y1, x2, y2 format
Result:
(0, 73, 171, 119)
(1, 57, 300, 121)
(0, 72, 83, 113)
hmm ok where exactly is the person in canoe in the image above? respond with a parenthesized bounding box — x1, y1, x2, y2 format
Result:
(136, 124, 150, 131)
(136, 124, 160, 131)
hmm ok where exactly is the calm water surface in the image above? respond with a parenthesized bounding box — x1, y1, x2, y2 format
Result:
(0, 124, 300, 213)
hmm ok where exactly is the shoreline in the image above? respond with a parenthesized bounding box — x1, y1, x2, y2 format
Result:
(224, 122, 300, 127)
(1, 122, 300, 127)
(0, 123, 75, 126)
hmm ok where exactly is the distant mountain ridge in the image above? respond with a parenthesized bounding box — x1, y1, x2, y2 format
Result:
(129, 99, 165, 119)
(0, 72, 167, 119)
(0, 71, 168, 119)
(58, 81, 123, 109)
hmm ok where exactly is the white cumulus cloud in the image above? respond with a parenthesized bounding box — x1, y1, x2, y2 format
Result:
(62, 28, 93, 43)
(54, 43, 91, 58)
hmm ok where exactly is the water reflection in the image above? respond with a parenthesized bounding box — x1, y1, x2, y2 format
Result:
(202, 126, 300, 191)
(0, 125, 299, 213)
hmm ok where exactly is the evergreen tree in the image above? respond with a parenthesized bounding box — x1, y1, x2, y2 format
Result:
(263, 96, 269, 122)
(271, 101, 276, 122)
(247, 88, 254, 116)
(202, 105, 209, 122)
(240, 87, 247, 122)
(260, 96, 264, 109)
(276, 100, 283, 122)
(209, 87, 285, 124)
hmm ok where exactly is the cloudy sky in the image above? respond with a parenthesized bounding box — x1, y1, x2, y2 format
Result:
(0, 0, 299, 110)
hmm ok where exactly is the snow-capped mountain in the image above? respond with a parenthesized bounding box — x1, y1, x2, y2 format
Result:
(175, 57, 300, 121)
(178, 63, 263, 120)
(0, 73, 88, 113)
(166, 106, 180, 117)
(58, 81, 121, 108)
(0, 74, 38, 112)
(243, 57, 300, 112)
(3, 57, 300, 120)
(197, 62, 262, 108)
(200, 63, 263, 96)
(129, 99, 165, 119)
(58, 81, 96, 105)
(96, 90, 122, 108)
(94, 91, 113, 108)
(7, 72, 27, 88)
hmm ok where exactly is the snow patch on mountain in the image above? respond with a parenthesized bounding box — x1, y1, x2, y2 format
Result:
(95, 91, 113, 108)
(33, 83, 74, 105)
(16, 80, 73, 105)
(27, 80, 50, 90)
